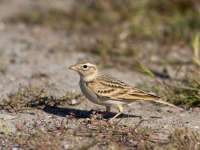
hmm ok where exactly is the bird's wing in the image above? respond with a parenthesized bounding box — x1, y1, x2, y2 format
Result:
(87, 74, 175, 106)
(87, 74, 159, 101)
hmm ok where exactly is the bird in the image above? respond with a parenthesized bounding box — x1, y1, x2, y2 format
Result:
(69, 60, 176, 123)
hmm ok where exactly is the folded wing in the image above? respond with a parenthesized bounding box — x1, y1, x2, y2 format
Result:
(87, 74, 175, 106)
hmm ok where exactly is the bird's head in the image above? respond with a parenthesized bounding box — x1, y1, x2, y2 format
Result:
(69, 61, 99, 82)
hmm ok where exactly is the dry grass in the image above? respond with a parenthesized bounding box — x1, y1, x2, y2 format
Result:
(134, 32, 200, 107)
(165, 33, 200, 106)
(0, 84, 86, 113)
(0, 85, 200, 149)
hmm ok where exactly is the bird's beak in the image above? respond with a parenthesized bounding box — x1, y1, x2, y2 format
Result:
(69, 65, 78, 71)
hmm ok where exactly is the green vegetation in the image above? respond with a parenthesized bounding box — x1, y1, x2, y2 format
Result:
(165, 32, 200, 106)
(0, 65, 6, 74)
(166, 73, 200, 106)
(9, 0, 200, 66)
(136, 32, 200, 106)
(10, 0, 200, 41)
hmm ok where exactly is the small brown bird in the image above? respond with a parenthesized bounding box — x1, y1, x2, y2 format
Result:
(69, 60, 175, 123)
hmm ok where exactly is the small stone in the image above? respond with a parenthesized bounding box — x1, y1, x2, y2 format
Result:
(168, 110, 177, 114)
(140, 115, 149, 120)
(46, 116, 52, 118)
(134, 129, 137, 132)
(71, 89, 76, 93)
(191, 126, 199, 129)
(63, 144, 69, 149)
(163, 125, 168, 129)
(71, 99, 76, 104)
(127, 103, 132, 107)
(66, 129, 73, 133)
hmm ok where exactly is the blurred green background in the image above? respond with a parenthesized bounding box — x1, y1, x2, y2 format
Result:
(9, 0, 200, 67)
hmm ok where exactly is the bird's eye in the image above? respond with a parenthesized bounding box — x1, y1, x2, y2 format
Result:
(83, 65, 87, 68)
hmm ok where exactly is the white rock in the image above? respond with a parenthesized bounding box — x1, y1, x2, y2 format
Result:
(71, 99, 76, 104)
(46, 116, 52, 118)
(191, 126, 199, 129)
(71, 89, 76, 93)
(127, 103, 132, 107)
(63, 144, 69, 149)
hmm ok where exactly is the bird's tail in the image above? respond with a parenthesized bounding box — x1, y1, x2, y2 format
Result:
(152, 98, 176, 107)
(128, 88, 177, 107)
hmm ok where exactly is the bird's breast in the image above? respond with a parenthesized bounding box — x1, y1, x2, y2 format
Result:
(79, 80, 102, 105)
(79, 80, 130, 107)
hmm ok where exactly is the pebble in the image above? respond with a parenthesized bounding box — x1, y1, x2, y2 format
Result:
(46, 115, 52, 118)
(140, 115, 149, 120)
(63, 144, 69, 149)
(168, 110, 177, 114)
(191, 126, 199, 129)
(127, 103, 132, 107)
(163, 125, 168, 129)
(71, 99, 77, 104)
(71, 89, 76, 93)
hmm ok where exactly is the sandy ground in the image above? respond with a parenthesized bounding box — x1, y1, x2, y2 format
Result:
(0, 0, 200, 149)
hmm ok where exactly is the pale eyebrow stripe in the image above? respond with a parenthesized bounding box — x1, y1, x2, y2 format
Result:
(84, 63, 96, 67)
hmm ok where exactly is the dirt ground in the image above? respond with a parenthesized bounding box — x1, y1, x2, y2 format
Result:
(0, 0, 200, 149)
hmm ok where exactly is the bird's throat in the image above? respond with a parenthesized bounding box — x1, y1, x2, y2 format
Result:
(82, 73, 97, 82)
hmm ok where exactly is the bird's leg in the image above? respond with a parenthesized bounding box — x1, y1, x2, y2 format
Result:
(107, 105, 123, 124)
(100, 106, 110, 115)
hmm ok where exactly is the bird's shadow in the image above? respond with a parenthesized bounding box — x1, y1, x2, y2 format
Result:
(43, 106, 162, 119)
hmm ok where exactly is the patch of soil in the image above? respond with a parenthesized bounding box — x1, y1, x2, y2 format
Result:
(0, 0, 199, 149)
